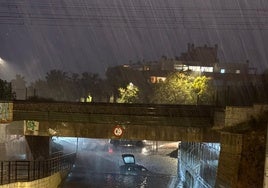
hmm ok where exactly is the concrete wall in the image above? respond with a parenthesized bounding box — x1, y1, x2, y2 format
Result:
(179, 142, 220, 188)
(0, 172, 62, 188)
(225, 104, 268, 127)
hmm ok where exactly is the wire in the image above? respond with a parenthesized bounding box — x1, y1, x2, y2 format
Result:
(0, 1, 267, 30)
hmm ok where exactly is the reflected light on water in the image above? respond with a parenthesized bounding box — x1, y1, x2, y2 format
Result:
(141, 147, 149, 155)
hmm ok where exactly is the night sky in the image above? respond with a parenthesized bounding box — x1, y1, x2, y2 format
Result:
(0, 0, 267, 82)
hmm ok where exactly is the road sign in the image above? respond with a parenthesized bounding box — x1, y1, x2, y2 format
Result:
(113, 125, 124, 137)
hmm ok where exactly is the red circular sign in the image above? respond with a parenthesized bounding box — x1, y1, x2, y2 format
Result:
(113, 125, 124, 137)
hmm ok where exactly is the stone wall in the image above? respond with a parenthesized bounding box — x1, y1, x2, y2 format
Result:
(224, 104, 268, 127)
(216, 132, 243, 187)
(236, 123, 266, 188)
(216, 122, 267, 188)
(0, 172, 62, 188)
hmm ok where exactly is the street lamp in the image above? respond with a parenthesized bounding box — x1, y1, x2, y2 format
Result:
(0, 57, 16, 82)
(0, 57, 4, 65)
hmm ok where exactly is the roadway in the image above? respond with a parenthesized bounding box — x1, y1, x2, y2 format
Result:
(55, 138, 181, 188)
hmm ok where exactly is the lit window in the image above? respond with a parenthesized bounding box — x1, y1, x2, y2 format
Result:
(150, 76, 157, 83)
(144, 66, 150, 71)
(174, 64, 183, 70)
(157, 77, 166, 83)
(174, 63, 188, 71)
(201, 67, 213, 72)
(183, 66, 189, 71)
(220, 69, 225, 73)
(236, 70, 240, 74)
(189, 66, 201, 72)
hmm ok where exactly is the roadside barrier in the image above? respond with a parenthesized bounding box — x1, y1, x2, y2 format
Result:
(0, 153, 76, 185)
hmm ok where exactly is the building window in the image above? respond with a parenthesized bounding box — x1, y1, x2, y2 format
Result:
(150, 76, 166, 83)
(220, 69, 225, 73)
(187, 66, 213, 72)
(144, 66, 150, 71)
(157, 77, 166, 83)
(150, 76, 157, 83)
(174, 64, 188, 71)
(189, 66, 201, 72)
(201, 66, 213, 72)
(235, 70, 240, 74)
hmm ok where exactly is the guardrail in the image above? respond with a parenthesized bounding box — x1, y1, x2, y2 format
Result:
(13, 100, 215, 117)
(0, 153, 76, 185)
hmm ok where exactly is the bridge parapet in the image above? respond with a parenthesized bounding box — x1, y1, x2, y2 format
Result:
(12, 101, 214, 118)
(12, 101, 215, 129)
(213, 104, 268, 130)
(225, 104, 268, 127)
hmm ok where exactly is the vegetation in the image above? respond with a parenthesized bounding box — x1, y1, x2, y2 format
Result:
(0, 79, 15, 100)
(105, 66, 150, 103)
(29, 70, 104, 102)
(151, 72, 214, 104)
(8, 69, 215, 104)
(117, 83, 139, 103)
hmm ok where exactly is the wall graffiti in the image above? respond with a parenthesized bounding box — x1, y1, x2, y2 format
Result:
(0, 102, 13, 123)
(24, 120, 39, 135)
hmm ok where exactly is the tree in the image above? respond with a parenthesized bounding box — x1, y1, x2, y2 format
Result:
(192, 75, 214, 104)
(29, 70, 105, 102)
(117, 82, 139, 103)
(45, 70, 71, 101)
(29, 79, 49, 99)
(151, 72, 214, 104)
(105, 66, 130, 102)
(0, 79, 15, 100)
(105, 66, 151, 103)
(80, 72, 102, 102)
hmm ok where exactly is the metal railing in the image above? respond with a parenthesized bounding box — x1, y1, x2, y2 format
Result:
(0, 153, 76, 185)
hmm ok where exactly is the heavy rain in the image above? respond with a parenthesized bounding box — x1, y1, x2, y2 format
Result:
(0, 0, 267, 187)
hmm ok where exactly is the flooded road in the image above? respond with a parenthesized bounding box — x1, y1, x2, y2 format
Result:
(62, 172, 178, 188)
(58, 138, 180, 188)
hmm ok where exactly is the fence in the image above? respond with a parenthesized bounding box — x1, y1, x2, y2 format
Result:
(0, 153, 76, 185)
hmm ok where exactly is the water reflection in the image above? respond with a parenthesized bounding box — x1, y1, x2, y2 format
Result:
(64, 171, 178, 188)
(60, 138, 221, 187)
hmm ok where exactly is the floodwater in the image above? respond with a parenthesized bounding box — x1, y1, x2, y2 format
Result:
(63, 171, 179, 188)
(58, 138, 181, 188)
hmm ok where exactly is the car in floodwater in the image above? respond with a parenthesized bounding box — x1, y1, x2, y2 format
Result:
(108, 139, 147, 153)
(119, 154, 150, 176)
(110, 139, 145, 147)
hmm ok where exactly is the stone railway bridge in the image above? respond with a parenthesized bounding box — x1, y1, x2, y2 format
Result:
(1, 100, 268, 187)
(11, 101, 219, 142)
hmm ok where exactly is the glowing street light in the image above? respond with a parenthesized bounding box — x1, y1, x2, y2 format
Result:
(0, 57, 4, 65)
(0, 57, 6, 69)
(0, 57, 12, 81)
